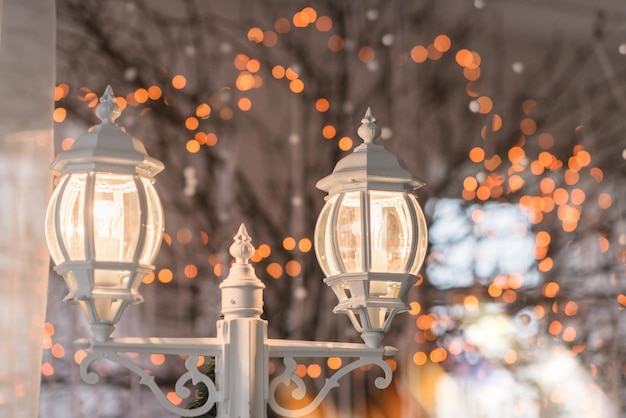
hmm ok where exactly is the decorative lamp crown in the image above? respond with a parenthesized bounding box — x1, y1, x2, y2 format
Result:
(44, 86, 164, 341)
(314, 108, 428, 348)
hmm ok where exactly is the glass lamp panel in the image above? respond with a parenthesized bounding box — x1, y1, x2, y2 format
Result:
(139, 177, 164, 265)
(366, 307, 391, 330)
(369, 280, 401, 298)
(58, 173, 87, 261)
(94, 269, 131, 289)
(407, 194, 428, 275)
(368, 191, 413, 273)
(92, 298, 125, 323)
(45, 175, 68, 264)
(336, 192, 363, 273)
(314, 195, 339, 276)
(93, 173, 140, 263)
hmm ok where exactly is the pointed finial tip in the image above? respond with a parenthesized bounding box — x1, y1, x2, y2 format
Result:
(230, 223, 255, 263)
(357, 107, 381, 144)
(96, 85, 121, 124)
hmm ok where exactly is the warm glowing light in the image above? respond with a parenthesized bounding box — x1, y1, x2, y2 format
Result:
(564, 301, 578, 316)
(410, 45, 427, 63)
(247, 27, 264, 43)
(456, 49, 473, 67)
(301, 7, 318, 23)
(409, 301, 421, 315)
(508, 146, 525, 164)
(166, 392, 182, 406)
(238, 97, 252, 111)
(283, 237, 296, 250)
(172, 75, 187, 89)
(41, 362, 54, 377)
(484, 155, 502, 171)
(502, 289, 517, 303)
(298, 238, 312, 252)
(358, 46, 375, 63)
(540, 178, 555, 195)
(488, 283, 502, 297)
(549, 320, 563, 335)
(590, 167, 603, 182)
(285, 260, 302, 277)
(617, 294, 626, 306)
(184, 264, 198, 279)
(538, 257, 553, 272)
(469, 147, 485, 163)
(54, 84, 69, 101)
(433, 35, 451, 52)
(275, 17, 291, 33)
(543, 282, 559, 298)
(327, 357, 342, 370)
(322, 125, 336, 139)
(196, 103, 211, 118)
(463, 67, 481, 81)
(598, 236, 609, 253)
(536, 231, 551, 247)
(508, 175, 525, 192)
(267, 263, 282, 279)
(289, 79, 304, 93)
(246, 59, 260, 73)
(598, 193, 612, 209)
(416, 314, 434, 330)
(74, 350, 87, 365)
(272, 65, 285, 79)
(328, 35, 344, 52)
(185, 117, 199, 131)
(158, 269, 173, 283)
(564, 170, 579, 186)
(186, 139, 200, 153)
(134, 88, 148, 104)
(553, 188, 568, 205)
(464, 176, 478, 191)
(236, 72, 255, 91)
(338, 136, 353, 151)
(262, 31, 278, 47)
(316, 16, 332, 31)
(53, 108, 67, 123)
(430, 348, 448, 363)
(61, 138, 75, 151)
(220, 107, 233, 120)
(413, 352, 427, 366)
(464, 295, 479, 311)
(315, 98, 330, 112)
(477, 96, 493, 114)
(307, 364, 322, 378)
(504, 350, 517, 364)
(476, 185, 490, 201)
(520, 118, 536, 135)
(148, 86, 161, 100)
(143, 272, 155, 284)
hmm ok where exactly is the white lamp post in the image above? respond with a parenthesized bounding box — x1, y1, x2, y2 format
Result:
(45, 88, 428, 418)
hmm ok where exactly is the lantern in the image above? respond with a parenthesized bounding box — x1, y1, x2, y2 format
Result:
(314, 108, 428, 348)
(45, 86, 164, 341)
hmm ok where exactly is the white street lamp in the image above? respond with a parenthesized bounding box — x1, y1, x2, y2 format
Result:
(315, 108, 428, 348)
(45, 85, 164, 342)
(44, 88, 428, 418)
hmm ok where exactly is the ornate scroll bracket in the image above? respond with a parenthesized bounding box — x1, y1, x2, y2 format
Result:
(77, 337, 223, 417)
(267, 340, 396, 417)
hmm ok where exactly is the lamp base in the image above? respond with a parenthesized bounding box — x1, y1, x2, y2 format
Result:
(91, 324, 114, 342)
(361, 331, 384, 348)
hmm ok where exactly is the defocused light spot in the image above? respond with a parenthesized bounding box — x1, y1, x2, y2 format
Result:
(172, 75, 187, 89)
(433, 35, 451, 52)
(477, 96, 492, 114)
(307, 364, 322, 378)
(328, 35, 344, 52)
(316, 16, 332, 31)
(327, 357, 342, 370)
(246, 59, 260, 73)
(74, 350, 87, 365)
(315, 98, 330, 112)
(289, 79, 304, 93)
(53, 108, 67, 123)
(285, 260, 301, 277)
(184, 264, 198, 279)
(409, 301, 421, 315)
(298, 238, 312, 252)
(520, 118, 536, 135)
(543, 282, 559, 298)
(469, 147, 485, 163)
(143, 272, 155, 284)
(134, 88, 149, 103)
(504, 350, 517, 364)
(322, 125, 336, 139)
(338, 136, 353, 151)
(464, 176, 478, 192)
(275, 17, 291, 33)
(538, 257, 553, 272)
(220, 107, 233, 120)
(196, 103, 211, 118)
(42, 362, 54, 377)
(238, 97, 252, 111)
(549, 320, 563, 335)
(158, 269, 173, 283)
(464, 295, 479, 311)
(267, 263, 283, 279)
(51, 343, 65, 359)
(166, 392, 182, 406)
(598, 193, 612, 209)
(272, 65, 285, 79)
(358, 46, 375, 63)
(410, 45, 427, 63)
(186, 139, 200, 153)
(430, 348, 447, 363)
(247, 27, 264, 43)
(564, 301, 578, 316)
(236, 72, 255, 91)
(413, 352, 427, 366)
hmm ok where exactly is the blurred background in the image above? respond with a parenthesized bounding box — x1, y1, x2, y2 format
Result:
(40, 0, 625, 417)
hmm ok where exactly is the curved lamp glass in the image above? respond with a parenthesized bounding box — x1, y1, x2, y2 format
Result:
(45, 86, 164, 341)
(314, 108, 428, 348)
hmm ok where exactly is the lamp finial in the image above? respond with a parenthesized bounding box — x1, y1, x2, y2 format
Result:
(96, 85, 121, 125)
(230, 224, 255, 264)
(357, 107, 381, 144)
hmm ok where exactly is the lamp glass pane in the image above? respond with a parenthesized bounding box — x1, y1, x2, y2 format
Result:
(58, 173, 87, 261)
(45, 175, 68, 264)
(314, 195, 339, 276)
(93, 173, 140, 263)
(368, 191, 413, 273)
(407, 194, 428, 275)
(369, 280, 401, 298)
(139, 177, 164, 265)
(336, 192, 363, 273)
(94, 269, 131, 289)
